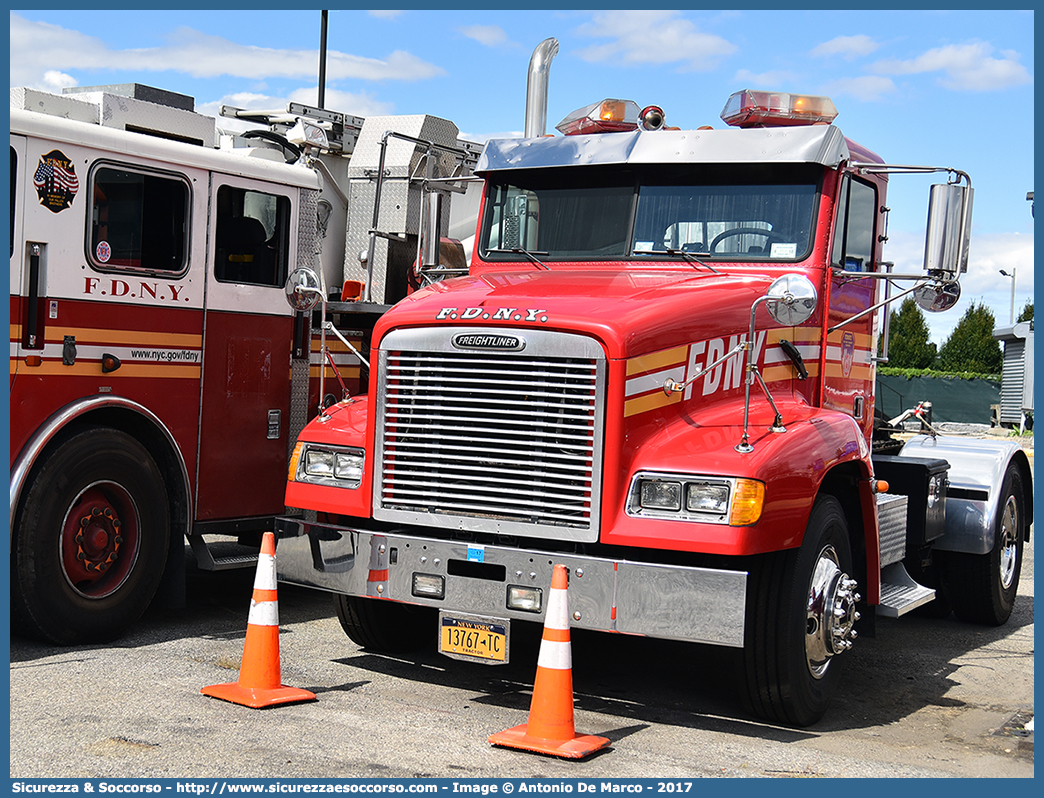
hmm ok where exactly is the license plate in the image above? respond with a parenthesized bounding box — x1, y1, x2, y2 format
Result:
(439, 613, 508, 664)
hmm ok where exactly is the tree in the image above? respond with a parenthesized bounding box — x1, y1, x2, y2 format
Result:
(884, 296, 937, 368)
(1017, 301, 1033, 328)
(937, 302, 1003, 374)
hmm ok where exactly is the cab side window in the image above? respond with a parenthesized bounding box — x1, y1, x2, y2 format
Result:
(832, 177, 877, 272)
(90, 165, 189, 273)
(214, 185, 290, 287)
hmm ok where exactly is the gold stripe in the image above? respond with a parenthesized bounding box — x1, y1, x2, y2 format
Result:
(762, 364, 821, 382)
(626, 345, 688, 376)
(10, 360, 200, 378)
(9, 326, 202, 348)
(624, 390, 681, 417)
(824, 363, 873, 380)
(826, 329, 873, 347)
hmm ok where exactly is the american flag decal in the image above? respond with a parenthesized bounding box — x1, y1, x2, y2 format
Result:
(33, 149, 78, 213)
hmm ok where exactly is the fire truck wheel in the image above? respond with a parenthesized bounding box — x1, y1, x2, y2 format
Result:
(11, 427, 170, 645)
(334, 594, 435, 653)
(939, 464, 1025, 626)
(742, 495, 858, 727)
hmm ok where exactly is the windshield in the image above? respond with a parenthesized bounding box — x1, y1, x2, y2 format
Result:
(480, 164, 821, 263)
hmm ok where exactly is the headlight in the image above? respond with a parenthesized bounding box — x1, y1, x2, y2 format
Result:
(292, 444, 365, 489)
(640, 480, 682, 511)
(686, 482, 731, 514)
(628, 472, 764, 526)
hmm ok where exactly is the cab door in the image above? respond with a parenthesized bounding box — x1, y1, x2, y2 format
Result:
(10, 135, 28, 387)
(825, 174, 881, 443)
(195, 175, 299, 522)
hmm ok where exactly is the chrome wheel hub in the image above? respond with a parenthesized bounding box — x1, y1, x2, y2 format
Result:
(998, 494, 1019, 590)
(805, 545, 861, 679)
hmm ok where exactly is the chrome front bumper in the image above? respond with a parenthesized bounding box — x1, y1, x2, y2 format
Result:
(275, 517, 747, 648)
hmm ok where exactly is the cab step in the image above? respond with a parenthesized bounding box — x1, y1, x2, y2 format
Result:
(188, 534, 259, 571)
(877, 562, 936, 618)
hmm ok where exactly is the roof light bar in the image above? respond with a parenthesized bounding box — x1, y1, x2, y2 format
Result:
(556, 99, 640, 136)
(721, 90, 838, 129)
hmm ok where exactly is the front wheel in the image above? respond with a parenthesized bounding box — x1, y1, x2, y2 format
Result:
(12, 427, 171, 644)
(938, 464, 1026, 626)
(334, 595, 435, 653)
(742, 495, 860, 727)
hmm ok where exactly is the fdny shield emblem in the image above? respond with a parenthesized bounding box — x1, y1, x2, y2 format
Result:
(33, 149, 79, 213)
(841, 331, 855, 378)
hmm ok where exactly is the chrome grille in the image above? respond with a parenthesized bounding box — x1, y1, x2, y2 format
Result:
(374, 328, 605, 542)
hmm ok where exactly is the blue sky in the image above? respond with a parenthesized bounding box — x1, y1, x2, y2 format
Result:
(10, 8, 1034, 345)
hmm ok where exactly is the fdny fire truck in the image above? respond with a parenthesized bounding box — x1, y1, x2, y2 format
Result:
(10, 82, 479, 645)
(274, 79, 1032, 725)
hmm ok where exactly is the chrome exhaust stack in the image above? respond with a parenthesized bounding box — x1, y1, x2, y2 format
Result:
(524, 38, 559, 138)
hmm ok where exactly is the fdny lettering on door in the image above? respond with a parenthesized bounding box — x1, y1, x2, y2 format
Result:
(436, 307, 548, 323)
(84, 277, 189, 303)
(624, 332, 767, 418)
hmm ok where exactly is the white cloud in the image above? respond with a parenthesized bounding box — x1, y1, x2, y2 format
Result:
(368, 10, 403, 20)
(811, 35, 880, 60)
(821, 75, 897, 102)
(9, 13, 443, 88)
(458, 25, 510, 48)
(42, 70, 78, 91)
(575, 10, 737, 71)
(873, 42, 1031, 92)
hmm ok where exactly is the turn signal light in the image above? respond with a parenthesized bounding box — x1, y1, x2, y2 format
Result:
(729, 479, 766, 526)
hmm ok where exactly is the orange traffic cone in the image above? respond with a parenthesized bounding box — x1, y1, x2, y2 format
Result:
(488, 564, 610, 759)
(202, 532, 316, 708)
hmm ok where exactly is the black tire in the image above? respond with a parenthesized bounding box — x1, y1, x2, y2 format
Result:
(12, 427, 170, 644)
(334, 594, 435, 653)
(939, 464, 1025, 626)
(742, 496, 859, 727)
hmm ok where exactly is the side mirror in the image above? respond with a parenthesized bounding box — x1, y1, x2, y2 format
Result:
(285, 267, 323, 312)
(765, 273, 818, 326)
(924, 183, 973, 279)
(418, 190, 443, 270)
(914, 280, 961, 313)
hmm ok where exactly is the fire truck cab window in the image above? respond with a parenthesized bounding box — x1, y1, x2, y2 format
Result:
(831, 176, 877, 271)
(90, 166, 188, 273)
(479, 164, 819, 264)
(10, 147, 16, 257)
(482, 170, 634, 259)
(214, 185, 290, 287)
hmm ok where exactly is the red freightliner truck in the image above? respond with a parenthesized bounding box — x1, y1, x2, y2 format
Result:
(276, 81, 1032, 726)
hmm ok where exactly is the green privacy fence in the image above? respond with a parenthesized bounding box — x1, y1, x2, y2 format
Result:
(876, 371, 998, 424)
(874, 374, 1000, 424)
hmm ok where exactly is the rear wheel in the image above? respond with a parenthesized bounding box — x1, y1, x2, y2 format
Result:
(12, 428, 170, 644)
(742, 495, 860, 727)
(939, 464, 1025, 626)
(334, 595, 435, 653)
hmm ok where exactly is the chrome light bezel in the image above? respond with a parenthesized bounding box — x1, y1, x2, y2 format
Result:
(626, 471, 737, 524)
(296, 444, 365, 489)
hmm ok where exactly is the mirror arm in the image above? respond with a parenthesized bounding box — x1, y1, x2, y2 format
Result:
(827, 279, 927, 334)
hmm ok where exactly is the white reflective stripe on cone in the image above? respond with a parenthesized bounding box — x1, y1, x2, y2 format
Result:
(536, 638, 572, 671)
(248, 599, 279, 627)
(544, 590, 570, 630)
(253, 553, 277, 591)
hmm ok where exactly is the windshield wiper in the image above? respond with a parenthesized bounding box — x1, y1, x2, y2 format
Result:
(488, 247, 550, 270)
(633, 248, 720, 273)
(664, 248, 721, 274)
